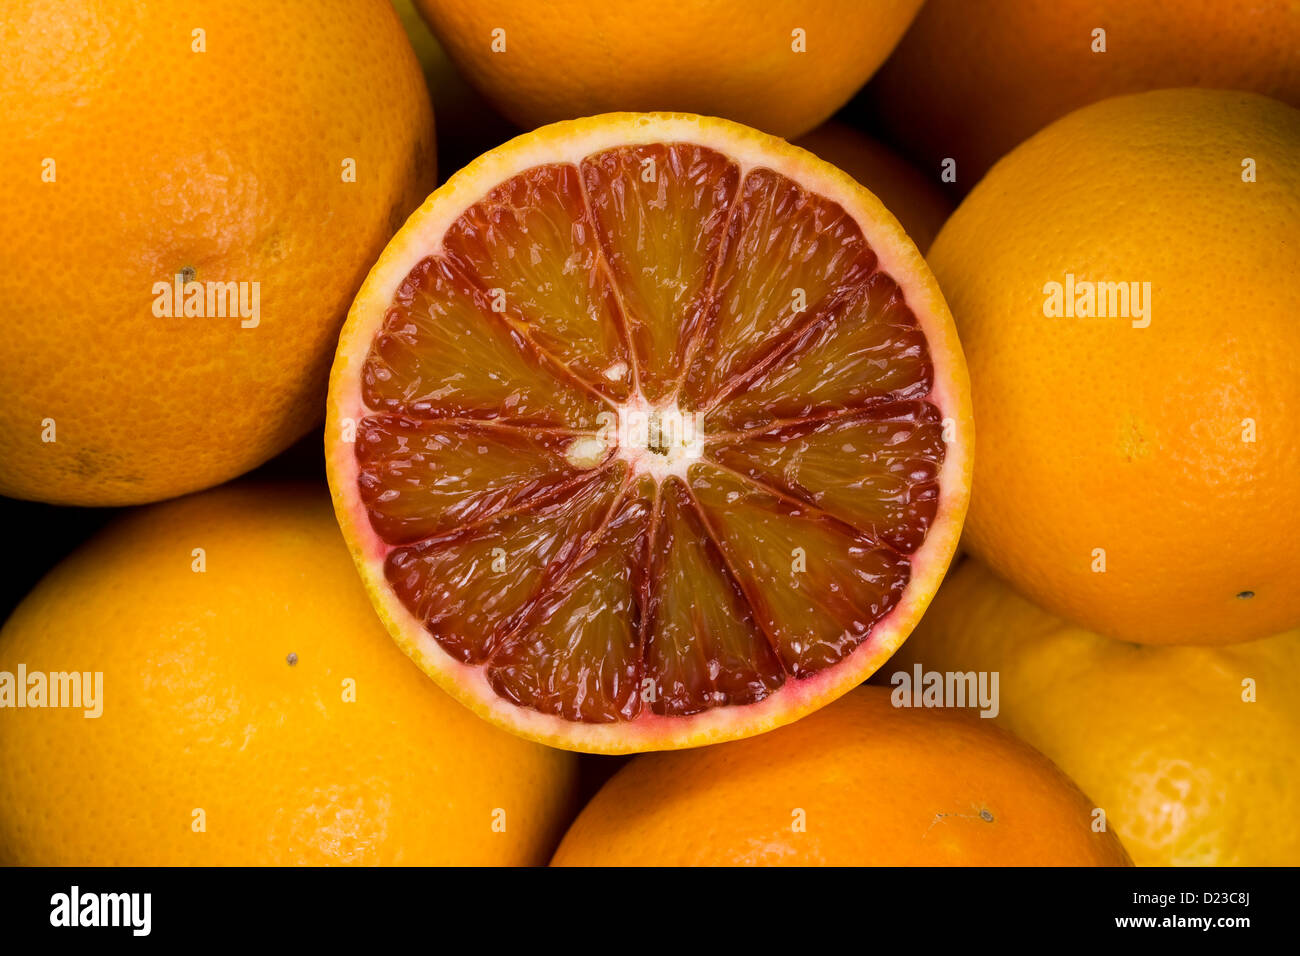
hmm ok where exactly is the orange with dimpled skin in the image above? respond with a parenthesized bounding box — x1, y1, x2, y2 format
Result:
(413, 0, 924, 139)
(551, 686, 1133, 866)
(0, 0, 435, 506)
(928, 89, 1300, 645)
(0, 484, 580, 865)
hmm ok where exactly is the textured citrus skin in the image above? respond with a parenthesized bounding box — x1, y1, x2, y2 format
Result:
(795, 121, 953, 253)
(928, 90, 1300, 645)
(552, 686, 1130, 866)
(868, 0, 1300, 186)
(0, 485, 580, 865)
(413, 0, 922, 138)
(891, 560, 1300, 866)
(0, 0, 436, 505)
(326, 112, 974, 753)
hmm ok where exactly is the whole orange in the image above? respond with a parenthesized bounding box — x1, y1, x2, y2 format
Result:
(551, 686, 1130, 866)
(795, 121, 953, 253)
(0, 484, 580, 865)
(928, 89, 1300, 644)
(413, 0, 923, 138)
(890, 559, 1300, 866)
(0, 0, 436, 505)
(868, 0, 1300, 187)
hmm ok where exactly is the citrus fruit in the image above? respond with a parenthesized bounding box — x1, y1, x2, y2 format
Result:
(794, 121, 953, 253)
(867, 0, 1300, 187)
(412, 0, 924, 138)
(928, 89, 1300, 645)
(551, 686, 1131, 865)
(0, 484, 579, 865)
(0, 0, 435, 506)
(326, 112, 973, 753)
(890, 559, 1300, 866)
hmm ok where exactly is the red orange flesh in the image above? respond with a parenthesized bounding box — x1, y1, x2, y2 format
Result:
(327, 114, 972, 752)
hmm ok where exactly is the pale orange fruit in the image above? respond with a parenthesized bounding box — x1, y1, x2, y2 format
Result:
(928, 89, 1300, 644)
(890, 559, 1300, 866)
(413, 0, 924, 138)
(552, 686, 1132, 865)
(0, 484, 579, 865)
(0, 0, 435, 505)
(326, 113, 973, 753)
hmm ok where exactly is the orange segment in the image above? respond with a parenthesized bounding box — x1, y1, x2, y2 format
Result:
(687, 465, 910, 676)
(707, 402, 945, 553)
(441, 164, 633, 400)
(327, 113, 973, 753)
(581, 143, 739, 401)
(486, 476, 654, 723)
(384, 465, 625, 664)
(680, 167, 878, 408)
(706, 271, 932, 431)
(355, 417, 598, 542)
(644, 479, 785, 716)
(362, 255, 606, 427)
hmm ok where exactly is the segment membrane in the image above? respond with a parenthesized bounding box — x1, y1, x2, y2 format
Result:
(680, 167, 878, 408)
(643, 478, 785, 716)
(706, 402, 945, 553)
(581, 144, 739, 402)
(356, 416, 600, 544)
(384, 466, 626, 664)
(442, 164, 634, 400)
(486, 477, 654, 722)
(362, 255, 608, 428)
(687, 464, 911, 676)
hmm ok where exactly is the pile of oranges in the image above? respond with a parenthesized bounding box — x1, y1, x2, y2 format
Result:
(1, 0, 1297, 867)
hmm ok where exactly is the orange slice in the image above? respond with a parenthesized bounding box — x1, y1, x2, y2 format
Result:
(326, 114, 972, 753)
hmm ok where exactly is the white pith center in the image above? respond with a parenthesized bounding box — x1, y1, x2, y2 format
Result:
(564, 394, 705, 482)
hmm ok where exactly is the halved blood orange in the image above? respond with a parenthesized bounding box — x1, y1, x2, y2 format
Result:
(326, 113, 973, 753)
